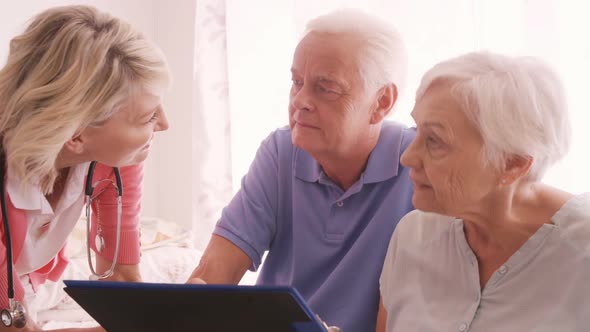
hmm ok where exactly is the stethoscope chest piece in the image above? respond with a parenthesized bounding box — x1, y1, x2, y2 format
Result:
(95, 234, 105, 253)
(1, 300, 26, 328)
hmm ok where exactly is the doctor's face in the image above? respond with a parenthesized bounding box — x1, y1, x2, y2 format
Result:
(81, 90, 170, 167)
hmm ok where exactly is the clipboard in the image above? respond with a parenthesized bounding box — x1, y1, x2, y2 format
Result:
(63, 280, 328, 332)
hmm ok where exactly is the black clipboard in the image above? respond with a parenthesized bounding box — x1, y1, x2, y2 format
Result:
(63, 280, 328, 332)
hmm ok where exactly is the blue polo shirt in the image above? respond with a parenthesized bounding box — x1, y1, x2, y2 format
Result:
(214, 120, 415, 332)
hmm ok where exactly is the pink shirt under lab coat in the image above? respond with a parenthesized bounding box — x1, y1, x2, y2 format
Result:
(0, 163, 143, 308)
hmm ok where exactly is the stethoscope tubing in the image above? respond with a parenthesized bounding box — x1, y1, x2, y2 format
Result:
(0, 158, 123, 327)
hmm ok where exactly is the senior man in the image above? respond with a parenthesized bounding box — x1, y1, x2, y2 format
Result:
(189, 9, 414, 332)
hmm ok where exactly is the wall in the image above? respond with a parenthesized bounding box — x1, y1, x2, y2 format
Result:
(149, 0, 196, 229)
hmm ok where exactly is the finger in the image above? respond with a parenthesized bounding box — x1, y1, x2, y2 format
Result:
(186, 277, 207, 284)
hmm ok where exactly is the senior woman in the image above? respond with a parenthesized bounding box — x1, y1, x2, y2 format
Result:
(377, 51, 589, 332)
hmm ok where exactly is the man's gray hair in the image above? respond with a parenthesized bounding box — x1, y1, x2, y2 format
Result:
(304, 9, 408, 97)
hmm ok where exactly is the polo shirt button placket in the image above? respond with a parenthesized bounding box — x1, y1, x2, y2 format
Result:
(336, 201, 344, 207)
(459, 322, 468, 331)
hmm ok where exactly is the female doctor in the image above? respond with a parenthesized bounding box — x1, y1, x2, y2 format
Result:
(0, 5, 170, 331)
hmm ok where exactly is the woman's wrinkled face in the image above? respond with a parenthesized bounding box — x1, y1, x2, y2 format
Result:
(400, 83, 499, 216)
(81, 91, 169, 167)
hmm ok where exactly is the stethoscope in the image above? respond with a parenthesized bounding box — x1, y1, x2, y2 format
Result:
(0, 155, 122, 328)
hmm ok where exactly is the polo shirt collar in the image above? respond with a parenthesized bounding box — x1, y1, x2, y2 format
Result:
(294, 123, 404, 184)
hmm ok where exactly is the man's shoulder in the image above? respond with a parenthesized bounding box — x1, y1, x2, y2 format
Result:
(381, 121, 415, 139)
(363, 121, 415, 182)
(255, 126, 293, 160)
(379, 121, 416, 153)
(265, 125, 292, 144)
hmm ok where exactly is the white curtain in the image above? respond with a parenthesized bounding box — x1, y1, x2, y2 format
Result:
(192, 0, 233, 250)
(192, 0, 590, 249)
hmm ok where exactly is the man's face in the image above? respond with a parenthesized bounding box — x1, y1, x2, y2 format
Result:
(289, 32, 377, 160)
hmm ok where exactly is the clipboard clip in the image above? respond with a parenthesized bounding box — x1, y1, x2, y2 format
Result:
(315, 314, 342, 332)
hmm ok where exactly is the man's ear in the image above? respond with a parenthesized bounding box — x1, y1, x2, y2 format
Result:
(63, 133, 85, 155)
(499, 155, 533, 185)
(370, 83, 398, 124)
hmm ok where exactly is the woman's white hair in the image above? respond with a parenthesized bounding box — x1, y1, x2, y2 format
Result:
(417, 51, 571, 181)
(304, 8, 407, 95)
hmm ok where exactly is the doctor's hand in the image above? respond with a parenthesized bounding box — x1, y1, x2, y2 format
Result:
(96, 256, 142, 282)
(186, 277, 207, 285)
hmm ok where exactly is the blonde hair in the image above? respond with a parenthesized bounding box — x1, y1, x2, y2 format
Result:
(0, 5, 170, 193)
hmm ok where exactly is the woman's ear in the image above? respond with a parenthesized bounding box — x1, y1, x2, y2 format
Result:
(500, 155, 533, 184)
(370, 83, 398, 124)
(63, 133, 85, 154)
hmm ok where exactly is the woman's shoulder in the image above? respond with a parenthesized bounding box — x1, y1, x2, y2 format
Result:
(93, 162, 143, 178)
(394, 209, 457, 246)
(552, 192, 590, 254)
